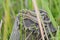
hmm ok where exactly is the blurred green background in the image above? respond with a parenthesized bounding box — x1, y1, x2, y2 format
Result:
(0, 0, 60, 40)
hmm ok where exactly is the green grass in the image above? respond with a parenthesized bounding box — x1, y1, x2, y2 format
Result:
(2, 0, 12, 40)
(20, 13, 23, 40)
(0, 0, 60, 40)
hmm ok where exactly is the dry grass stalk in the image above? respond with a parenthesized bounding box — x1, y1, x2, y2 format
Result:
(32, 0, 45, 40)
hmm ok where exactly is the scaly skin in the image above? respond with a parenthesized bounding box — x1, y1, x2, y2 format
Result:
(10, 9, 56, 40)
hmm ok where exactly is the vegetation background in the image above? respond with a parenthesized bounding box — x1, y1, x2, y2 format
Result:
(0, 0, 60, 40)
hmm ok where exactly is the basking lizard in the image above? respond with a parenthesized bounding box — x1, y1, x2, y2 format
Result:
(10, 9, 56, 40)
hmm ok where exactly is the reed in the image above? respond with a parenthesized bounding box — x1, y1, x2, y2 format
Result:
(3, 0, 12, 40)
